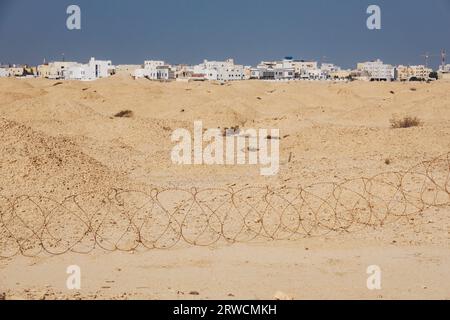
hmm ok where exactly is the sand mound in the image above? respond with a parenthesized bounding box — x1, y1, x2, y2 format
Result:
(0, 118, 123, 198)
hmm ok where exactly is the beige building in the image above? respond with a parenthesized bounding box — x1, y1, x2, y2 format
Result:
(396, 65, 432, 81)
(37, 64, 51, 78)
(330, 69, 351, 80)
(115, 64, 142, 76)
(37, 61, 78, 79)
(293, 61, 318, 74)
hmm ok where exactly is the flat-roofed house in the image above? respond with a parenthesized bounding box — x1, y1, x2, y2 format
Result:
(194, 59, 244, 81)
(64, 58, 115, 81)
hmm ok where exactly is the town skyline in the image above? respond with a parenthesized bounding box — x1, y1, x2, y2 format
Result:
(1, 0, 450, 69)
(2, 55, 449, 82)
(1, 53, 449, 70)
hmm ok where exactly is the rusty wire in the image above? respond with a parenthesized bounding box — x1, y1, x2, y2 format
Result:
(0, 153, 449, 258)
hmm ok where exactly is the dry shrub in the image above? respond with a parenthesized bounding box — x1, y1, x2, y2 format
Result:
(114, 110, 133, 118)
(390, 116, 422, 129)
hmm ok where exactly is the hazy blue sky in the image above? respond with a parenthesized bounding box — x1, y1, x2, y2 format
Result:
(0, 0, 449, 68)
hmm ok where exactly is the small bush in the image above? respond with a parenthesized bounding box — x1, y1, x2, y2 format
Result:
(114, 110, 133, 118)
(390, 116, 422, 129)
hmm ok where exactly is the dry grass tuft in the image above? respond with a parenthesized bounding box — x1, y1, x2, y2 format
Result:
(390, 116, 422, 129)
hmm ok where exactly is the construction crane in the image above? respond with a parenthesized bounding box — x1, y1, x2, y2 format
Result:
(420, 52, 439, 68)
(441, 49, 447, 70)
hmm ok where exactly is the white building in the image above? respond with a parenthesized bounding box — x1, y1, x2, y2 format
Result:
(64, 63, 86, 80)
(256, 58, 329, 80)
(133, 60, 174, 80)
(357, 59, 395, 81)
(305, 68, 327, 80)
(155, 65, 175, 80)
(439, 64, 450, 73)
(321, 63, 341, 74)
(251, 60, 295, 80)
(64, 58, 115, 81)
(320, 63, 342, 79)
(133, 68, 147, 79)
(0, 67, 9, 77)
(87, 57, 114, 79)
(142, 60, 165, 78)
(194, 59, 244, 81)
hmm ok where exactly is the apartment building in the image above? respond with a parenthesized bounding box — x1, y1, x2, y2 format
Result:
(357, 59, 395, 81)
(396, 65, 432, 81)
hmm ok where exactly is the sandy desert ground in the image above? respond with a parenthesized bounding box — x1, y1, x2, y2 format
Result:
(0, 75, 449, 299)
